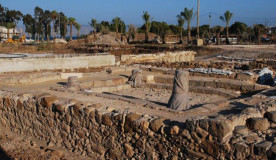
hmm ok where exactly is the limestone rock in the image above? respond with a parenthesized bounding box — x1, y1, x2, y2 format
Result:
(257, 67, 274, 85)
(102, 114, 112, 126)
(235, 142, 249, 159)
(124, 143, 134, 157)
(246, 118, 269, 131)
(208, 119, 232, 139)
(254, 141, 272, 156)
(233, 125, 248, 136)
(124, 113, 142, 133)
(150, 118, 166, 132)
(40, 96, 58, 108)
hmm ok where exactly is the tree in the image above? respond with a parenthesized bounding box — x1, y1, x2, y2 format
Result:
(51, 10, 59, 39)
(199, 25, 210, 39)
(213, 26, 224, 45)
(23, 14, 35, 39)
(220, 10, 233, 44)
(253, 24, 266, 45)
(159, 22, 170, 44)
(59, 12, 67, 39)
(89, 18, 97, 33)
(142, 11, 152, 43)
(112, 17, 120, 38)
(74, 23, 81, 38)
(0, 4, 5, 26)
(68, 17, 76, 41)
(230, 22, 247, 43)
(44, 10, 52, 42)
(4, 22, 15, 39)
(34, 7, 44, 41)
(177, 14, 185, 44)
(181, 8, 194, 44)
(127, 24, 136, 42)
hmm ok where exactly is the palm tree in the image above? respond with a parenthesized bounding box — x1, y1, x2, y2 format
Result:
(68, 17, 76, 41)
(112, 17, 120, 38)
(253, 24, 266, 45)
(128, 24, 136, 42)
(89, 18, 97, 33)
(142, 11, 152, 43)
(51, 10, 59, 39)
(181, 8, 194, 44)
(220, 10, 233, 44)
(177, 15, 185, 44)
(4, 22, 15, 39)
(74, 23, 81, 39)
(213, 26, 224, 45)
(61, 15, 68, 39)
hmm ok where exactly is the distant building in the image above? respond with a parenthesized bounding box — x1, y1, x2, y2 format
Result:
(0, 26, 19, 40)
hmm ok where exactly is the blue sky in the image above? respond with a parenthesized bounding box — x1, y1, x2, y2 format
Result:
(2, 0, 276, 27)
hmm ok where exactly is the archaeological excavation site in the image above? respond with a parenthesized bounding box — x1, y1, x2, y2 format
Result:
(0, 44, 275, 160)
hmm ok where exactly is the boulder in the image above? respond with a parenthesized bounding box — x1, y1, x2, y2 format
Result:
(257, 67, 274, 85)
(40, 96, 58, 108)
(246, 117, 270, 131)
(254, 141, 272, 156)
(124, 113, 142, 133)
(208, 119, 232, 139)
(124, 143, 134, 157)
(150, 118, 166, 132)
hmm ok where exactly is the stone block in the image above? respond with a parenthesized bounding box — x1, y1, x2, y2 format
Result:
(102, 113, 113, 126)
(150, 118, 166, 132)
(246, 117, 269, 131)
(254, 141, 272, 156)
(144, 75, 155, 83)
(40, 96, 58, 108)
(124, 113, 142, 133)
(60, 73, 83, 79)
(208, 119, 232, 139)
(236, 73, 254, 81)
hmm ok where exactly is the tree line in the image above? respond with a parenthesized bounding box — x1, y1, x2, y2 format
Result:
(0, 4, 270, 44)
(0, 4, 81, 41)
(90, 9, 269, 45)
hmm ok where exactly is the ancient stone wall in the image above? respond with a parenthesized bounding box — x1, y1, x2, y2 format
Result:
(121, 51, 196, 64)
(0, 90, 275, 159)
(0, 55, 115, 73)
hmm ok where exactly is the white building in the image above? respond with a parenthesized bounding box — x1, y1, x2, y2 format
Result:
(0, 26, 19, 39)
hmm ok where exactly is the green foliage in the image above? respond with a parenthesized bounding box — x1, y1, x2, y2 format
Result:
(229, 21, 247, 35)
(254, 24, 267, 44)
(181, 8, 194, 43)
(59, 12, 68, 39)
(89, 18, 97, 32)
(128, 24, 136, 40)
(220, 10, 233, 26)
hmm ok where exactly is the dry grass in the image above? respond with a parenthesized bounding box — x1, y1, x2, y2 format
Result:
(0, 43, 75, 54)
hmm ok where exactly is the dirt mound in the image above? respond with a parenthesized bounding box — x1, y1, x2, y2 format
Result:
(92, 34, 126, 45)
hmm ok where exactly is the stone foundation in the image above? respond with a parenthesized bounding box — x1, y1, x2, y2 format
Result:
(121, 51, 196, 64)
(0, 89, 275, 159)
(0, 54, 115, 73)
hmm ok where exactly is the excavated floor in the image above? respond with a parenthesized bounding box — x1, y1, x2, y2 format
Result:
(0, 67, 262, 122)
